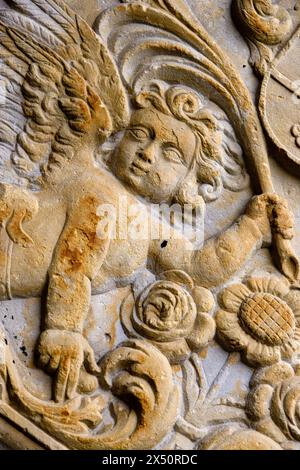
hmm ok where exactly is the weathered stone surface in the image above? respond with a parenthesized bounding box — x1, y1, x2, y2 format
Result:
(0, 0, 300, 451)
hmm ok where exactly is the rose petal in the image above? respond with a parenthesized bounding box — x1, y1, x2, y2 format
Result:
(254, 418, 287, 445)
(250, 362, 295, 388)
(211, 430, 281, 450)
(192, 287, 215, 313)
(271, 378, 300, 441)
(160, 270, 194, 289)
(220, 284, 251, 313)
(215, 309, 249, 350)
(246, 384, 274, 421)
(152, 338, 191, 364)
(247, 277, 289, 298)
(186, 312, 215, 351)
(120, 293, 141, 338)
(200, 424, 246, 450)
(279, 377, 300, 427)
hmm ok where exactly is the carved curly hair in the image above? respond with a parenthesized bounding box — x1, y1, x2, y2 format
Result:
(134, 80, 249, 203)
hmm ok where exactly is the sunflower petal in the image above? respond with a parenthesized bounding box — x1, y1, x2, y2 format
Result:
(244, 341, 280, 367)
(285, 290, 300, 321)
(216, 309, 249, 350)
(281, 338, 300, 359)
(247, 277, 289, 298)
(220, 284, 251, 312)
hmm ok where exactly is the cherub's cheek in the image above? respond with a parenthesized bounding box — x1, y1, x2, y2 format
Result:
(151, 172, 162, 186)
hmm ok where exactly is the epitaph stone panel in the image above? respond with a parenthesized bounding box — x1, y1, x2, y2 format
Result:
(0, 0, 300, 451)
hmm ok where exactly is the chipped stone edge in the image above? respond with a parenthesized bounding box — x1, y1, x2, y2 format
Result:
(0, 402, 67, 450)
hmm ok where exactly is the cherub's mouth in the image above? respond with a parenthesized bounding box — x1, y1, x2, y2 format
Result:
(130, 160, 150, 176)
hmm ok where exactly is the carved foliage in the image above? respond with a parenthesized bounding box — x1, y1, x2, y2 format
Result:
(0, 328, 178, 450)
(233, 0, 292, 75)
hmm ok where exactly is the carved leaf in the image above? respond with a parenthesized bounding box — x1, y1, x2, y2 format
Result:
(233, 0, 292, 45)
(0, 330, 178, 450)
(232, 0, 293, 76)
(41, 340, 178, 450)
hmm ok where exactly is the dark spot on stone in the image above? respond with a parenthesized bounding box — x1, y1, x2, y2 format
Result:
(4, 338, 7, 345)
(11, 315, 14, 320)
(161, 240, 168, 248)
(20, 345, 28, 357)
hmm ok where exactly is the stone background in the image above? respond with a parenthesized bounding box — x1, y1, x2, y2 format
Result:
(1, 0, 300, 450)
(59, 0, 300, 250)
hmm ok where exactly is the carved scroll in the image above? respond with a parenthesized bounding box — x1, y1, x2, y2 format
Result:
(0, 328, 178, 450)
(233, 0, 293, 75)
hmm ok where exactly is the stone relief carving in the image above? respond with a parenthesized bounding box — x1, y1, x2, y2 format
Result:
(234, 0, 300, 172)
(233, 0, 293, 75)
(0, 0, 300, 450)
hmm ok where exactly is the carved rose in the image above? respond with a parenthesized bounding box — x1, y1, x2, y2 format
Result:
(121, 281, 215, 363)
(216, 277, 300, 366)
(247, 362, 300, 446)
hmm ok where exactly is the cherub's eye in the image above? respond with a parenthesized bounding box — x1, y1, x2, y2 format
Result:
(128, 127, 150, 141)
(163, 147, 184, 164)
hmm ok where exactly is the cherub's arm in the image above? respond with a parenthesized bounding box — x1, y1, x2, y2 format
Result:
(149, 194, 293, 288)
(37, 195, 110, 402)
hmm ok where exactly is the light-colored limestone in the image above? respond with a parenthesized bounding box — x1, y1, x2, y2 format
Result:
(0, 0, 300, 451)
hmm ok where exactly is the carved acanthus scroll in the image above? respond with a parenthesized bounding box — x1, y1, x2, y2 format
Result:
(0, 327, 178, 450)
(1, 0, 300, 451)
(233, 0, 293, 75)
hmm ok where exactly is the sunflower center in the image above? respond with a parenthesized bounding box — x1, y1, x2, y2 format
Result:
(239, 293, 295, 346)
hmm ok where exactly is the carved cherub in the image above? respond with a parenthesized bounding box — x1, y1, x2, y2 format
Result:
(0, 0, 295, 403)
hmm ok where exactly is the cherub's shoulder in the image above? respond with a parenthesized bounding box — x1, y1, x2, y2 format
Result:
(65, 165, 136, 208)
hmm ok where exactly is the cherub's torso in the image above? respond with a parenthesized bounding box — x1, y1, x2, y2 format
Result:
(8, 162, 151, 299)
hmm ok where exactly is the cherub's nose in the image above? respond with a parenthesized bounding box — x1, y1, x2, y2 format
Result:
(138, 142, 156, 164)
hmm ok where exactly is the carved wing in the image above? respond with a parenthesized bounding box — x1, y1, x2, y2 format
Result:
(0, 0, 129, 189)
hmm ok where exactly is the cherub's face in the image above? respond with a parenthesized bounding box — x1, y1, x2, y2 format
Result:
(111, 108, 196, 203)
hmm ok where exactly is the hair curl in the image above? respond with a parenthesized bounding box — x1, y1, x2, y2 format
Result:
(134, 80, 249, 203)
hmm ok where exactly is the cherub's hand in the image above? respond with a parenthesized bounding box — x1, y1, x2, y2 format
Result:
(37, 329, 100, 403)
(246, 193, 294, 245)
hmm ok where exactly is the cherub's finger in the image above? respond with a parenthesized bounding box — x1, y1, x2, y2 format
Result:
(66, 358, 81, 400)
(47, 354, 61, 374)
(38, 353, 50, 369)
(272, 203, 294, 239)
(84, 343, 100, 375)
(267, 193, 280, 204)
(55, 355, 71, 403)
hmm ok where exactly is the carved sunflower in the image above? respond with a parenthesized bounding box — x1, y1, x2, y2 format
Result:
(216, 277, 300, 366)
